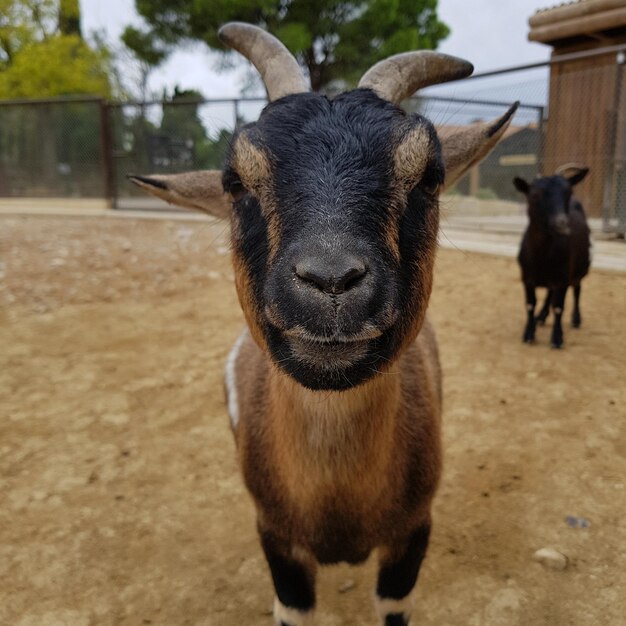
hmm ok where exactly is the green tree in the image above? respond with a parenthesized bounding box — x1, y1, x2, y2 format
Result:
(160, 88, 205, 142)
(120, 25, 167, 100)
(0, 0, 57, 67)
(153, 88, 233, 170)
(58, 0, 80, 37)
(0, 0, 112, 196)
(133, 0, 450, 92)
(0, 0, 112, 98)
(0, 34, 111, 97)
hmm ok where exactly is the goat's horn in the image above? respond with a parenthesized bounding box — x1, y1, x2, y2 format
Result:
(358, 51, 473, 104)
(218, 22, 309, 101)
(555, 163, 586, 178)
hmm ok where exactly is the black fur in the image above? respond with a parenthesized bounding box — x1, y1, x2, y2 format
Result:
(377, 523, 431, 601)
(260, 531, 315, 612)
(223, 90, 442, 390)
(515, 173, 591, 348)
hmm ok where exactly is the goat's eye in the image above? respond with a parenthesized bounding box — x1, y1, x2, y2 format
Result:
(417, 165, 443, 197)
(228, 181, 247, 202)
(421, 181, 440, 196)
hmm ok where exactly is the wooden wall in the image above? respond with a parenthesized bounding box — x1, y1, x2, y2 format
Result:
(542, 47, 624, 217)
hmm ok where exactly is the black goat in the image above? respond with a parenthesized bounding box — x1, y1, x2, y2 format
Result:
(514, 167, 591, 348)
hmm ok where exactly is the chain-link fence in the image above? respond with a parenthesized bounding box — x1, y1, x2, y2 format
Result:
(0, 97, 108, 198)
(1, 45, 624, 233)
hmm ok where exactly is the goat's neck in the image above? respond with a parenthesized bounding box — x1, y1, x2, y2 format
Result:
(527, 220, 553, 243)
(267, 363, 401, 463)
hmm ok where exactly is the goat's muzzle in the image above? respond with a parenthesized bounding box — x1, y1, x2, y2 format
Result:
(551, 214, 571, 236)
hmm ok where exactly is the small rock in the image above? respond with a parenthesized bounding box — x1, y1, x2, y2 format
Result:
(338, 579, 355, 593)
(533, 547, 568, 571)
(565, 515, 589, 529)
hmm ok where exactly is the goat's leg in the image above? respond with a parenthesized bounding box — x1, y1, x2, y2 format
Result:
(522, 283, 537, 343)
(550, 286, 567, 348)
(375, 520, 431, 625)
(260, 530, 316, 626)
(571, 284, 582, 328)
(535, 289, 552, 325)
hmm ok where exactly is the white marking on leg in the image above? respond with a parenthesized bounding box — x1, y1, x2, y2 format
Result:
(375, 593, 414, 622)
(554, 307, 563, 314)
(224, 330, 247, 428)
(527, 304, 534, 311)
(273, 597, 314, 625)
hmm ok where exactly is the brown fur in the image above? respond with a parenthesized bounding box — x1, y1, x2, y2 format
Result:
(231, 134, 281, 261)
(127, 23, 519, 623)
(230, 319, 441, 564)
(380, 126, 434, 264)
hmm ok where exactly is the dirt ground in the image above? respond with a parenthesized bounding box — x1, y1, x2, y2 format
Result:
(1, 214, 625, 626)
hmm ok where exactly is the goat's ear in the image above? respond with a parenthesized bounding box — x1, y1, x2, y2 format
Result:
(441, 102, 519, 189)
(128, 170, 230, 219)
(513, 177, 529, 195)
(557, 165, 589, 187)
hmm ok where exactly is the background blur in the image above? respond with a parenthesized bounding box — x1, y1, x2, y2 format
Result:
(1, 0, 625, 234)
(1, 2, 626, 625)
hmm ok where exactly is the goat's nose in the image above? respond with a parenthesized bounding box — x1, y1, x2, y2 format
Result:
(294, 255, 367, 294)
(553, 214, 571, 234)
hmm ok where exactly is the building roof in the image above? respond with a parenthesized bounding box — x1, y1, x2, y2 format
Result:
(528, 0, 626, 45)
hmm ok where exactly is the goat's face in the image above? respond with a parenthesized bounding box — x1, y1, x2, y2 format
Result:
(223, 90, 442, 390)
(514, 168, 588, 236)
(130, 22, 517, 391)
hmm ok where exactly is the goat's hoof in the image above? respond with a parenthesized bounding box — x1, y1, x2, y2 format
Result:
(384, 614, 409, 626)
(550, 342, 563, 349)
(571, 318, 581, 328)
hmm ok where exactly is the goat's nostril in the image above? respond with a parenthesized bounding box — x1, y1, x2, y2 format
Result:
(294, 257, 367, 294)
(340, 264, 367, 291)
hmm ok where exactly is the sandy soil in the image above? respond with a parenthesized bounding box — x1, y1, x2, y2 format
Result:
(1, 214, 625, 626)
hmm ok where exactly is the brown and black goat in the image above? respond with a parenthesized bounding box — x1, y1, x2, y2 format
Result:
(515, 166, 591, 349)
(131, 22, 517, 626)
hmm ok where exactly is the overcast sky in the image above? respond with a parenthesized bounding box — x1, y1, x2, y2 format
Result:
(81, 0, 554, 99)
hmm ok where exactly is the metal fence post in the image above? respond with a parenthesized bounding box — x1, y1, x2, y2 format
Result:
(99, 100, 116, 209)
(234, 98, 240, 129)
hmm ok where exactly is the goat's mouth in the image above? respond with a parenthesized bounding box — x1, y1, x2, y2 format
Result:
(263, 304, 399, 389)
(549, 217, 571, 236)
(277, 322, 386, 368)
(283, 324, 383, 344)
(287, 334, 371, 370)
(264, 317, 399, 391)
